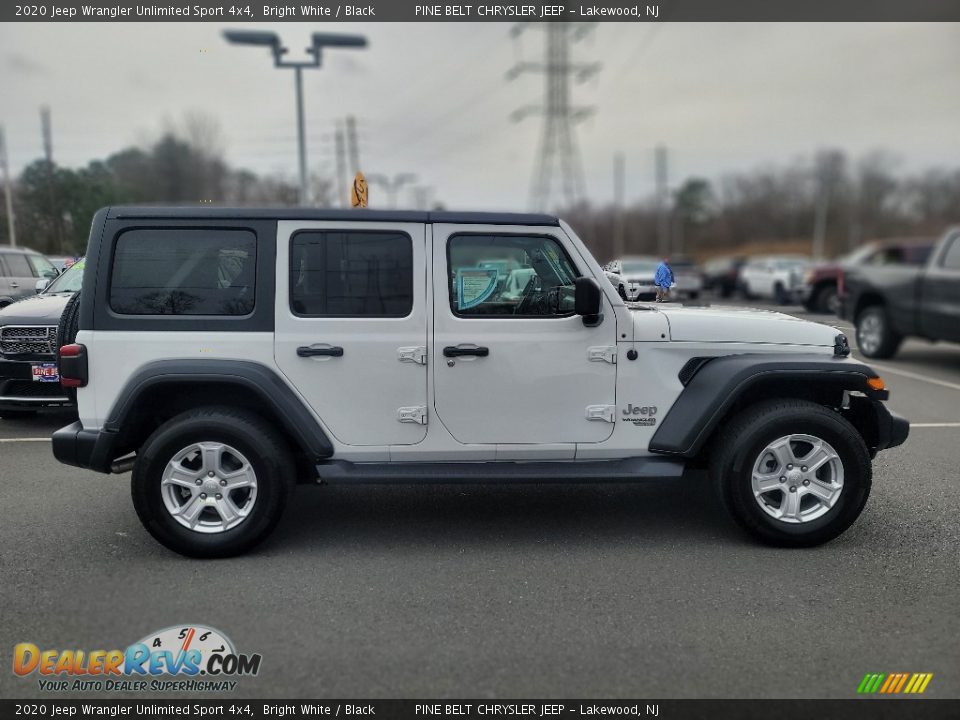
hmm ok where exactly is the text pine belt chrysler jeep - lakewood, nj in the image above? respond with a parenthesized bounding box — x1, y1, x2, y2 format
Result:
(51, 207, 909, 557)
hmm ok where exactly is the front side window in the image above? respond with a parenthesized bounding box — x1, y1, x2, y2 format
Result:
(290, 231, 413, 317)
(448, 234, 579, 318)
(27, 254, 57, 278)
(110, 229, 256, 315)
(941, 236, 960, 270)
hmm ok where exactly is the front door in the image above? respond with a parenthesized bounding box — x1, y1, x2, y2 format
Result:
(921, 233, 960, 342)
(431, 225, 618, 446)
(274, 221, 428, 446)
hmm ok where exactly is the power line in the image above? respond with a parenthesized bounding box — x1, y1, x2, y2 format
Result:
(507, 24, 600, 211)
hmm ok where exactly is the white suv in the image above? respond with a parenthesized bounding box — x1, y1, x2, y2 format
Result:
(739, 255, 811, 304)
(53, 207, 907, 557)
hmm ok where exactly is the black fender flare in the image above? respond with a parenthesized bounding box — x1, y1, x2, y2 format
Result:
(649, 353, 891, 457)
(104, 359, 334, 461)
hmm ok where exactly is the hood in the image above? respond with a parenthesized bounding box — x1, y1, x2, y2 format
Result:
(641, 303, 839, 347)
(0, 292, 72, 325)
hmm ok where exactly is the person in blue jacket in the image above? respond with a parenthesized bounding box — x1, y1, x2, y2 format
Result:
(655, 258, 674, 302)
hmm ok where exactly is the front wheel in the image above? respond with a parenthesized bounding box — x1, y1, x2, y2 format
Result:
(131, 406, 295, 558)
(711, 399, 872, 547)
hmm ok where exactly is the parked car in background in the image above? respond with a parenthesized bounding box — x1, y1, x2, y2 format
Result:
(602, 265, 627, 299)
(669, 257, 704, 300)
(0, 258, 84, 418)
(46, 256, 80, 274)
(702, 256, 747, 298)
(607, 257, 660, 300)
(841, 229, 960, 358)
(0, 247, 59, 308)
(739, 255, 811, 304)
(802, 238, 935, 314)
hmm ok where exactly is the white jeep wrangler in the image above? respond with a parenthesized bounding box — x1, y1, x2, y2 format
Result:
(53, 207, 908, 557)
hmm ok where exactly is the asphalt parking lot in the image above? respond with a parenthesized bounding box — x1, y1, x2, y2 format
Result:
(1, 299, 957, 700)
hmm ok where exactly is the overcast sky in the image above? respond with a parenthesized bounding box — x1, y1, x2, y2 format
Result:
(1, 22, 958, 210)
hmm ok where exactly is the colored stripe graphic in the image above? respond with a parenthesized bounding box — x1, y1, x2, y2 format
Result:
(858, 673, 932, 694)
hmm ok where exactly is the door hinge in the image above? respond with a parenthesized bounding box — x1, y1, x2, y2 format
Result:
(585, 404, 616, 423)
(397, 346, 427, 365)
(587, 346, 617, 364)
(397, 406, 428, 424)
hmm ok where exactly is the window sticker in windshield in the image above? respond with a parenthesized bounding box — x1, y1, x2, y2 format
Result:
(456, 268, 499, 310)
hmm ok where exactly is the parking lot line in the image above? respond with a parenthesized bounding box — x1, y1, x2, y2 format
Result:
(0, 437, 51, 443)
(909, 422, 960, 428)
(867, 362, 960, 392)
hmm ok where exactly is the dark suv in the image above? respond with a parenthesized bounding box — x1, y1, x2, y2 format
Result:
(0, 258, 84, 418)
(0, 247, 59, 308)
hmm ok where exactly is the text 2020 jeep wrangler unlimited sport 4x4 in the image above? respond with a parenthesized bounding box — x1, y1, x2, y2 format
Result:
(52, 207, 909, 557)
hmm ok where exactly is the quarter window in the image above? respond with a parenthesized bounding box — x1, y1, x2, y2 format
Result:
(290, 231, 413, 317)
(110, 229, 256, 316)
(447, 234, 579, 318)
(940, 237, 960, 270)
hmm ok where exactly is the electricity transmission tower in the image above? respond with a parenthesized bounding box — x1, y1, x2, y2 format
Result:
(507, 24, 600, 212)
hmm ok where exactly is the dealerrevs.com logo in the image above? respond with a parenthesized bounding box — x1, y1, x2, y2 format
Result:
(13, 624, 262, 692)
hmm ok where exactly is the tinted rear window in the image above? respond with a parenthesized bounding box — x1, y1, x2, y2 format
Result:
(290, 231, 413, 317)
(110, 229, 256, 316)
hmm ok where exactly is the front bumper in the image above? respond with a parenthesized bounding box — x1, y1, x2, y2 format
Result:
(876, 403, 910, 452)
(0, 358, 72, 409)
(625, 282, 657, 300)
(847, 396, 909, 455)
(52, 421, 118, 473)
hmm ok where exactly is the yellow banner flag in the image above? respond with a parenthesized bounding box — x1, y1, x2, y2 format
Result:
(351, 171, 368, 208)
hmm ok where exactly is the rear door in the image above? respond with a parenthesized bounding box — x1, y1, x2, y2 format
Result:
(274, 221, 428, 447)
(920, 233, 960, 342)
(1, 251, 36, 300)
(0, 254, 11, 301)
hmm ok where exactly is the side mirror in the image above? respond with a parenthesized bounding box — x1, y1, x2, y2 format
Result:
(574, 277, 603, 327)
(35, 278, 50, 293)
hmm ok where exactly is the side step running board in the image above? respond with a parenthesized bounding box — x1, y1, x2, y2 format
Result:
(315, 457, 686, 484)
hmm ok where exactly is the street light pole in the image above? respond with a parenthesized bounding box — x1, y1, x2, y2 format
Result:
(223, 29, 367, 207)
(294, 65, 307, 204)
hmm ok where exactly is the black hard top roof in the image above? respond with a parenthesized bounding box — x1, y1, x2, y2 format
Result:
(106, 206, 560, 226)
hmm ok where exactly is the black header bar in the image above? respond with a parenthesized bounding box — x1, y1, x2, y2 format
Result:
(2, 0, 959, 23)
(1, 700, 959, 720)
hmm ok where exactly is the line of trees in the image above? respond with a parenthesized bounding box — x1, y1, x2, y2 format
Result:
(564, 150, 960, 263)
(3, 136, 959, 262)
(0, 116, 331, 255)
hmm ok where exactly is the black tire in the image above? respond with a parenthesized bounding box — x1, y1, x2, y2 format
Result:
(773, 282, 788, 305)
(131, 406, 295, 558)
(855, 305, 903, 359)
(55, 292, 82, 403)
(688, 291, 700, 300)
(814, 284, 839, 315)
(711, 399, 872, 547)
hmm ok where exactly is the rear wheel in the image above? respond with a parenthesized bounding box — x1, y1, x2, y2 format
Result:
(856, 305, 902, 359)
(131, 406, 295, 558)
(711, 399, 871, 547)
